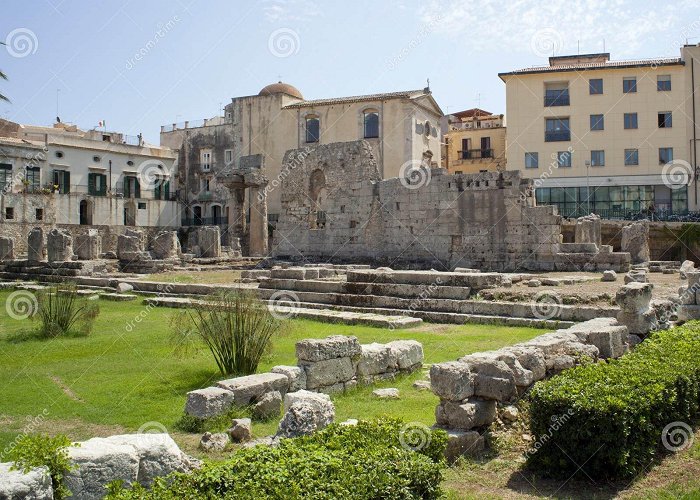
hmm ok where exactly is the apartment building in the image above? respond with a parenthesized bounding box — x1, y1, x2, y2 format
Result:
(444, 109, 506, 174)
(500, 45, 700, 218)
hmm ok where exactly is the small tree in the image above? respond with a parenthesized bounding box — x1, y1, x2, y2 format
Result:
(171, 291, 282, 376)
(35, 285, 100, 338)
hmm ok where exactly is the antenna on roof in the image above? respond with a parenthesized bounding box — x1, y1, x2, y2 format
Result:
(603, 38, 606, 52)
(475, 92, 481, 108)
(577, 40, 580, 56)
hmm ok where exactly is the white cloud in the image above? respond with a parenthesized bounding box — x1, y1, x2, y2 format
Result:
(262, 0, 322, 23)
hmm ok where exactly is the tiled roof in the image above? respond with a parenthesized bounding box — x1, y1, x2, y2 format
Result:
(0, 136, 45, 148)
(451, 108, 493, 119)
(499, 57, 683, 78)
(283, 89, 429, 108)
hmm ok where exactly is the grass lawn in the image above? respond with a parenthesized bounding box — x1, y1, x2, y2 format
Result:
(0, 289, 543, 457)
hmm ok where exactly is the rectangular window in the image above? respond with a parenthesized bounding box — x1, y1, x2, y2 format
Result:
(589, 78, 603, 94)
(658, 111, 672, 128)
(624, 149, 639, 166)
(591, 150, 605, 167)
(123, 175, 140, 198)
(224, 149, 233, 164)
(52, 169, 70, 194)
(35, 208, 43, 221)
(590, 114, 604, 131)
(364, 112, 379, 138)
(557, 151, 572, 168)
(545, 118, 570, 142)
(623, 77, 637, 93)
(659, 147, 673, 164)
(25, 167, 40, 192)
(88, 173, 107, 196)
(200, 150, 211, 171)
(5, 207, 13, 220)
(0, 163, 11, 193)
(544, 83, 570, 106)
(624, 113, 638, 129)
(305, 117, 320, 143)
(657, 75, 671, 91)
(525, 152, 539, 169)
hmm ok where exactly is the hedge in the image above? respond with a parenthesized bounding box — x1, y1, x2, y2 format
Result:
(528, 323, 700, 479)
(106, 418, 447, 499)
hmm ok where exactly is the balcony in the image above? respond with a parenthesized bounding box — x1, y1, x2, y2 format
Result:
(545, 130, 571, 142)
(181, 217, 228, 227)
(459, 149, 494, 160)
(198, 191, 213, 201)
(544, 91, 570, 107)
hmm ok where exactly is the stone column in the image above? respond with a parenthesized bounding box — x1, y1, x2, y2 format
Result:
(47, 228, 74, 262)
(75, 229, 102, 260)
(620, 221, 650, 264)
(27, 227, 46, 262)
(229, 188, 246, 237)
(574, 214, 602, 247)
(249, 186, 268, 257)
(0, 236, 14, 261)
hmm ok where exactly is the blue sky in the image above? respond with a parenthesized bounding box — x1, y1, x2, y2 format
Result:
(2, 0, 699, 143)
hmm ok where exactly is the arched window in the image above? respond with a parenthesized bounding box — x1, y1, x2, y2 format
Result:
(363, 111, 379, 139)
(305, 115, 320, 143)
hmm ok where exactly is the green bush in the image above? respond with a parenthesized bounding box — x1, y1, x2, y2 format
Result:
(527, 323, 700, 479)
(171, 291, 282, 376)
(35, 285, 100, 338)
(107, 418, 447, 499)
(8, 434, 75, 500)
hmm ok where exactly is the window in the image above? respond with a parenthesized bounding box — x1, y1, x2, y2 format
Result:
(657, 75, 671, 91)
(591, 150, 605, 167)
(659, 147, 673, 164)
(55, 151, 64, 158)
(5, 207, 13, 220)
(224, 149, 233, 164)
(93, 155, 101, 162)
(154, 180, 170, 200)
(625, 149, 639, 166)
(0, 163, 11, 192)
(525, 152, 539, 169)
(52, 169, 70, 194)
(623, 77, 637, 93)
(557, 151, 572, 168)
(590, 114, 604, 131)
(544, 82, 569, 106)
(545, 118, 570, 141)
(658, 111, 672, 128)
(589, 78, 603, 94)
(25, 167, 40, 192)
(35, 208, 43, 221)
(363, 111, 379, 139)
(126, 160, 134, 166)
(305, 116, 320, 143)
(123, 175, 140, 198)
(88, 173, 107, 196)
(138, 202, 147, 210)
(624, 113, 638, 129)
(200, 150, 211, 171)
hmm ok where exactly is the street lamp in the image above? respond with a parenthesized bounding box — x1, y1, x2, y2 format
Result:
(584, 160, 591, 214)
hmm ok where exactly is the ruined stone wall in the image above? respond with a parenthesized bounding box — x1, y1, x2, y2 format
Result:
(273, 141, 561, 272)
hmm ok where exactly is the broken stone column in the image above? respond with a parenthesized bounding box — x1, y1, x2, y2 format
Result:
(296, 335, 361, 393)
(27, 227, 46, 262)
(151, 230, 180, 260)
(196, 226, 221, 258)
(615, 282, 655, 336)
(574, 214, 601, 248)
(117, 229, 147, 261)
(47, 228, 74, 262)
(0, 236, 14, 260)
(620, 221, 650, 264)
(249, 186, 268, 257)
(74, 229, 102, 260)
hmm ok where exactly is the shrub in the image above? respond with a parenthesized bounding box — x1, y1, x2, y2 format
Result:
(8, 434, 75, 500)
(527, 323, 700, 479)
(171, 290, 282, 376)
(34, 285, 100, 338)
(106, 418, 447, 499)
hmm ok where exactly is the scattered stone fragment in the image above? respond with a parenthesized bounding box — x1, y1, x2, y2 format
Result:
(339, 418, 359, 426)
(413, 380, 431, 391)
(501, 405, 519, 423)
(601, 270, 617, 282)
(198, 432, 229, 452)
(252, 391, 282, 421)
(116, 282, 134, 293)
(372, 388, 399, 399)
(227, 418, 252, 443)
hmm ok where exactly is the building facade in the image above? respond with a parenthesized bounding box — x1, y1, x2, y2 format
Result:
(444, 109, 506, 174)
(500, 45, 700, 218)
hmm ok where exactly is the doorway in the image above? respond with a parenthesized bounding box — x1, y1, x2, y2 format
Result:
(79, 200, 93, 225)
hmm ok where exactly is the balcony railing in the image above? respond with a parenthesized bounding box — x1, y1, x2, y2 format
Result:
(198, 191, 213, 201)
(181, 217, 228, 227)
(545, 130, 571, 142)
(544, 91, 570, 106)
(459, 149, 494, 160)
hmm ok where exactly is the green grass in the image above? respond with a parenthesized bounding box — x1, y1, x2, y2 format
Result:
(0, 289, 544, 451)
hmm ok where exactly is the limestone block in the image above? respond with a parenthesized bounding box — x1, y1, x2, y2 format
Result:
(151, 230, 180, 260)
(439, 399, 497, 430)
(574, 214, 601, 246)
(117, 232, 144, 261)
(601, 270, 617, 282)
(65, 439, 140, 499)
(301, 357, 354, 390)
(458, 356, 516, 401)
(252, 390, 282, 420)
(562, 318, 627, 359)
(621, 221, 650, 264)
(185, 387, 235, 418)
(356, 343, 392, 377)
(196, 226, 221, 258)
(47, 228, 74, 262)
(624, 270, 648, 284)
(501, 346, 547, 381)
(271, 365, 306, 391)
(466, 350, 533, 387)
(199, 432, 228, 452)
(75, 229, 102, 260)
(296, 335, 361, 362)
(27, 227, 46, 262)
(430, 361, 474, 401)
(283, 389, 332, 412)
(0, 463, 53, 500)
(386, 340, 424, 370)
(372, 388, 399, 399)
(616, 282, 653, 314)
(0, 236, 15, 260)
(277, 393, 335, 438)
(216, 372, 289, 406)
(227, 418, 252, 442)
(680, 260, 695, 279)
(444, 430, 485, 463)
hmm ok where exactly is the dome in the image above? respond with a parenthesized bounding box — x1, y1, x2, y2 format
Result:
(258, 81, 303, 99)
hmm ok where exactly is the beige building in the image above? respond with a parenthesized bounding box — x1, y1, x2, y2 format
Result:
(444, 109, 506, 174)
(500, 46, 700, 217)
(160, 82, 443, 237)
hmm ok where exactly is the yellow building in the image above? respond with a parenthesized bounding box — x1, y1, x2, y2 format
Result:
(500, 45, 700, 218)
(444, 109, 506, 174)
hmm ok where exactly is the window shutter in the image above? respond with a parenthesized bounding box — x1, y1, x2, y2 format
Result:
(135, 177, 141, 198)
(64, 171, 70, 194)
(88, 173, 96, 195)
(164, 181, 170, 200)
(123, 177, 130, 198)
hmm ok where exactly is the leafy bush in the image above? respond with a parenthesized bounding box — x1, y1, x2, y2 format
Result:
(34, 285, 100, 338)
(528, 323, 700, 479)
(174, 405, 251, 434)
(8, 434, 75, 500)
(171, 291, 282, 376)
(107, 418, 447, 499)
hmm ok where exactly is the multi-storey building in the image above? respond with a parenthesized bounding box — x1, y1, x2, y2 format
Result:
(500, 45, 700, 218)
(443, 109, 506, 174)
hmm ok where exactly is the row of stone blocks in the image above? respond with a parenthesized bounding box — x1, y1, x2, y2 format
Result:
(678, 270, 700, 321)
(431, 317, 631, 434)
(185, 335, 423, 419)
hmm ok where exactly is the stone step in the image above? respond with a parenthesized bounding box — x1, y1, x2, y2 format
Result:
(99, 293, 137, 301)
(346, 269, 504, 290)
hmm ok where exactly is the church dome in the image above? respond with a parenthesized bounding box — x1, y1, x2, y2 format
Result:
(258, 81, 303, 99)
